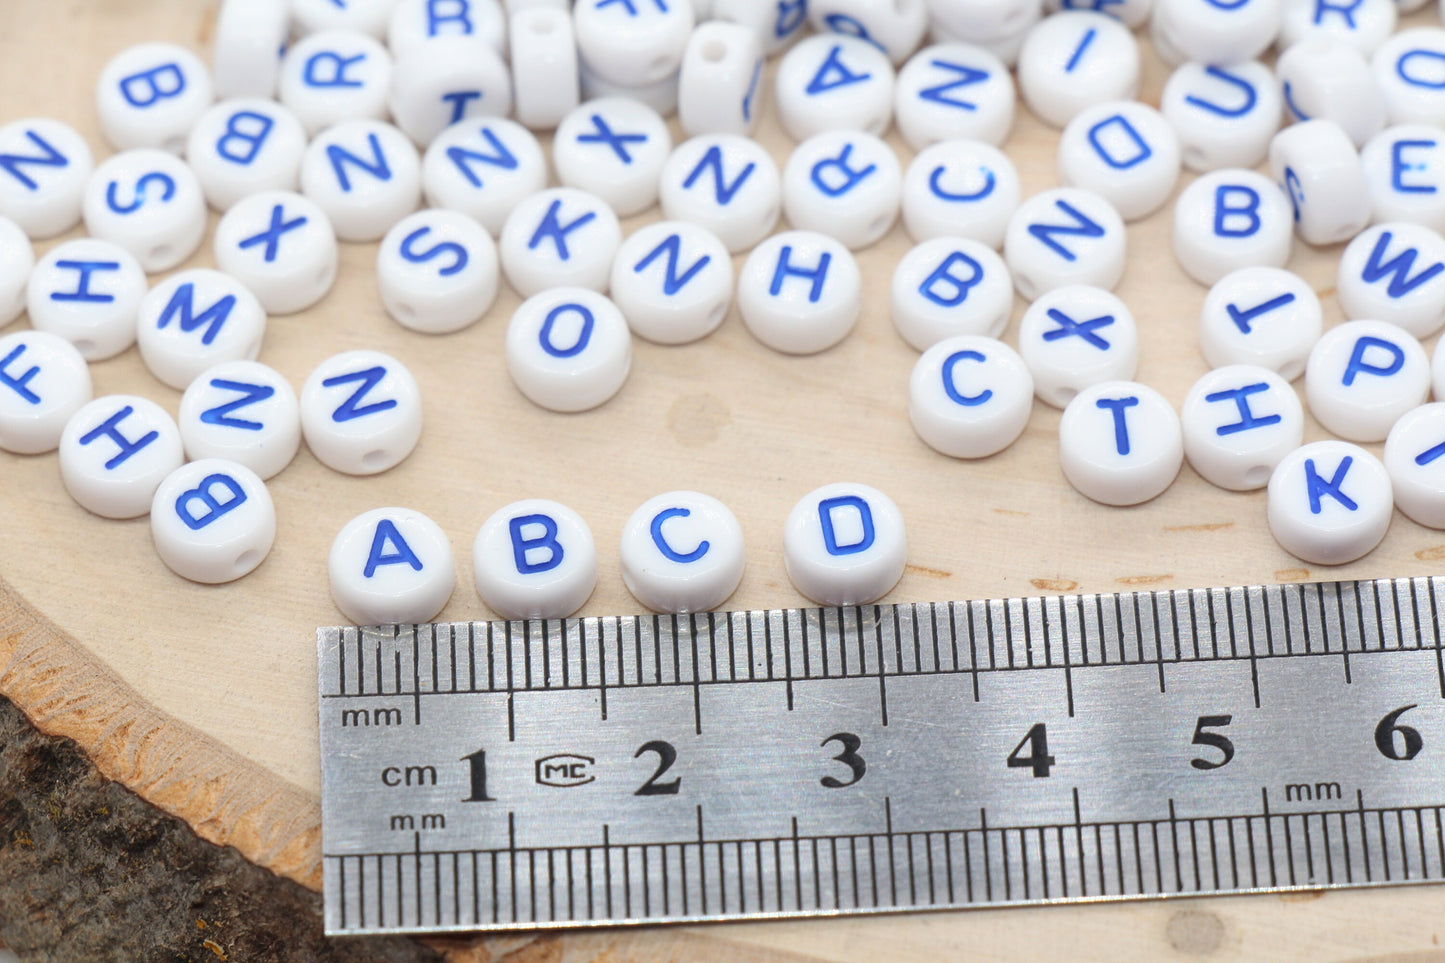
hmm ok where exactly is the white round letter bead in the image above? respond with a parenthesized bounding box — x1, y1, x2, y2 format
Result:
(782, 130, 901, 250)
(293, 0, 399, 37)
(1181, 365, 1304, 491)
(388, 0, 508, 60)
(1018, 284, 1138, 408)
(808, 0, 927, 65)
(505, 289, 632, 411)
(610, 221, 734, 344)
(658, 135, 781, 253)
(279, 30, 394, 136)
(422, 119, 548, 235)
(783, 482, 906, 606)
(573, 0, 694, 87)
(1336, 223, 1445, 339)
(1160, 61, 1281, 172)
(330, 508, 457, 625)
(1268, 119, 1371, 247)
(377, 209, 500, 334)
(1058, 381, 1182, 506)
(388, 38, 513, 147)
(894, 43, 1014, 151)
(0, 217, 33, 326)
(909, 335, 1033, 458)
(0, 330, 92, 455)
(891, 237, 1012, 350)
(1058, 101, 1180, 222)
(678, 21, 765, 137)
(213, 0, 289, 99)
(27, 239, 147, 361)
(1361, 125, 1445, 232)
(1016, 12, 1139, 129)
(1275, 38, 1386, 148)
(737, 230, 862, 354)
(1372, 28, 1445, 126)
(300, 120, 421, 242)
(1003, 187, 1126, 299)
(1150, 0, 1282, 66)
(81, 150, 207, 273)
(901, 140, 1020, 249)
(149, 458, 275, 584)
(774, 35, 896, 140)
(1384, 403, 1445, 527)
(58, 395, 185, 519)
(136, 270, 267, 390)
(1198, 267, 1323, 380)
(0, 119, 94, 239)
(473, 499, 598, 618)
(300, 350, 424, 475)
(186, 99, 308, 211)
(1267, 440, 1393, 564)
(1305, 320, 1430, 442)
(95, 43, 213, 154)
(1278, 0, 1395, 53)
(214, 191, 339, 315)
(509, 8, 581, 130)
(177, 360, 301, 480)
(499, 188, 623, 297)
(619, 491, 747, 612)
(553, 99, 673, 217)
(1172, 169, 1293, 286)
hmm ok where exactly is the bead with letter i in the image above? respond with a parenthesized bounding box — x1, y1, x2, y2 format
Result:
(1016, 11, 1139, 128)
(1198, 267, 1322, 380)
(1384, 403, 1445, 529)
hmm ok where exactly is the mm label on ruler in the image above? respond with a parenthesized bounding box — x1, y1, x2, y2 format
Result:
(318, 576, 1445, 936)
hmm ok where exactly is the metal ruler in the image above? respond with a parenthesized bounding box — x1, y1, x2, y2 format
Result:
(318, 575, 1445, 936)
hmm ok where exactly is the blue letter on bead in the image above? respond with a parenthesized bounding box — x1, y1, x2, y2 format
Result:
(1415, 439, 1445, 465)
(919, 251, 983, 307)
(806, 44, 871, 95)
(304, 51, 366, 88)
(174, 473, 248, 531)
(528, 199, 596, 261)
(1184, 66, 1257, 118)
(1225, 291, 1295, 334)
(509, 514, 564, 573)
(119, 62, 186, 107)
(1391, 139, 1436, 194)
(1096, 396, 1139, 455)
(155, 283, 237, 347)
(650, 507, 709, 563)
(929, 164, 995, 201)
(770, 245, 831, 303)
(440, 91, 482, 124)
(105, 171, 176, 214)
(1027, 199, 1104, 261)
(1397, 49, 1445, 89)
(809, 143, 875, 197)
(633, 234, 711, 295)
(1043, 308, 1113, 350)
(400, 226, 469, 276)
(682, 144, 756, 206)
(1342, 335, 1405, 386)
(238, 203, 308, 263)
(0, 344, 41, 404)
(1312, 0, 1363, 27)
(1087, 114, 1152, 170)
(576, 114, 648, 163)
(918, 60, 989, 111)
(427, 0, 474, 35)
(216, 110, 275, 165)
(324, 367, 397, 422)
(1213, 185, 1261, 238)
(1359, 230, 1445, 298)
(539, 303, 595, 358)
(775, 0, 806, 38)
(446, 127, 519, 187)
(79, 405, 158, 469)
(326, 133, 392, 192)
(1305, 456, 1357, 514)
(822, 13, 882, 51)
(50, 260, 119, 303)
(818, 495, 875, 556)
(201, 379, 275, 431)
(1205, 382, 1282, 435)
(364, 519, 424, 577)
(0, 130, 69, 191)
(1065, 28, 1097, 72)
(941, 350, 991, 407)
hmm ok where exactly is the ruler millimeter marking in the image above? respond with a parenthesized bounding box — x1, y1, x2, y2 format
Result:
(319, 576, 1445, 935)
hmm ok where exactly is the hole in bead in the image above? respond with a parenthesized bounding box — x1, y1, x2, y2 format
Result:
(702, 39, 728, 62)
(74, 339, 95, 355)
(235, 549, 260, 574)
(396, 303, 418, 325)
(648, 55, 671, 79)
(245, 340, 261, 361)
(707, 302, 726, 328)
(361, 449, 389, 471)
(1280, 360, 1303, 381)
(868, 214, 888, 238)
(150, 244, 172, 265)
(1015, 275, 1037, 301)
(1243, 465, 1271, 489)
(1056, 387, 1077, 406)
(163, 136, 185, 155)
(1183, 146, 1207, 169)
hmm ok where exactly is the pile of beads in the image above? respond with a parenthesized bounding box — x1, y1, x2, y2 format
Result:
(2, 0, 1445, 624)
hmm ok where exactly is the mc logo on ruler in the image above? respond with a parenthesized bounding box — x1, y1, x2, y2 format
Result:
(317, 576, 1445, 936)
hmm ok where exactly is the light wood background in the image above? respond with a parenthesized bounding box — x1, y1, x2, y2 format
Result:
(4, 1, 1445, 958)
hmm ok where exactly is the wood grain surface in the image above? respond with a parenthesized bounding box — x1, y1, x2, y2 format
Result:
(3, 0, 1445, 958)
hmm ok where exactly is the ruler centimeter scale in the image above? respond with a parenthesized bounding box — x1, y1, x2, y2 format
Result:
(319, 575, 1445, 936)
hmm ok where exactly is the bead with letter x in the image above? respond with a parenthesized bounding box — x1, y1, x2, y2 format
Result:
(596, 0, 668, 14)
(576, 114, 649, 164)
(238, 204, 309, 264)
(1043, 308, 1113, 350)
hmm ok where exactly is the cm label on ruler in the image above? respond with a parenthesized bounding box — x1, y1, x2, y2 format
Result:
(320, 578, 1445, 932)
